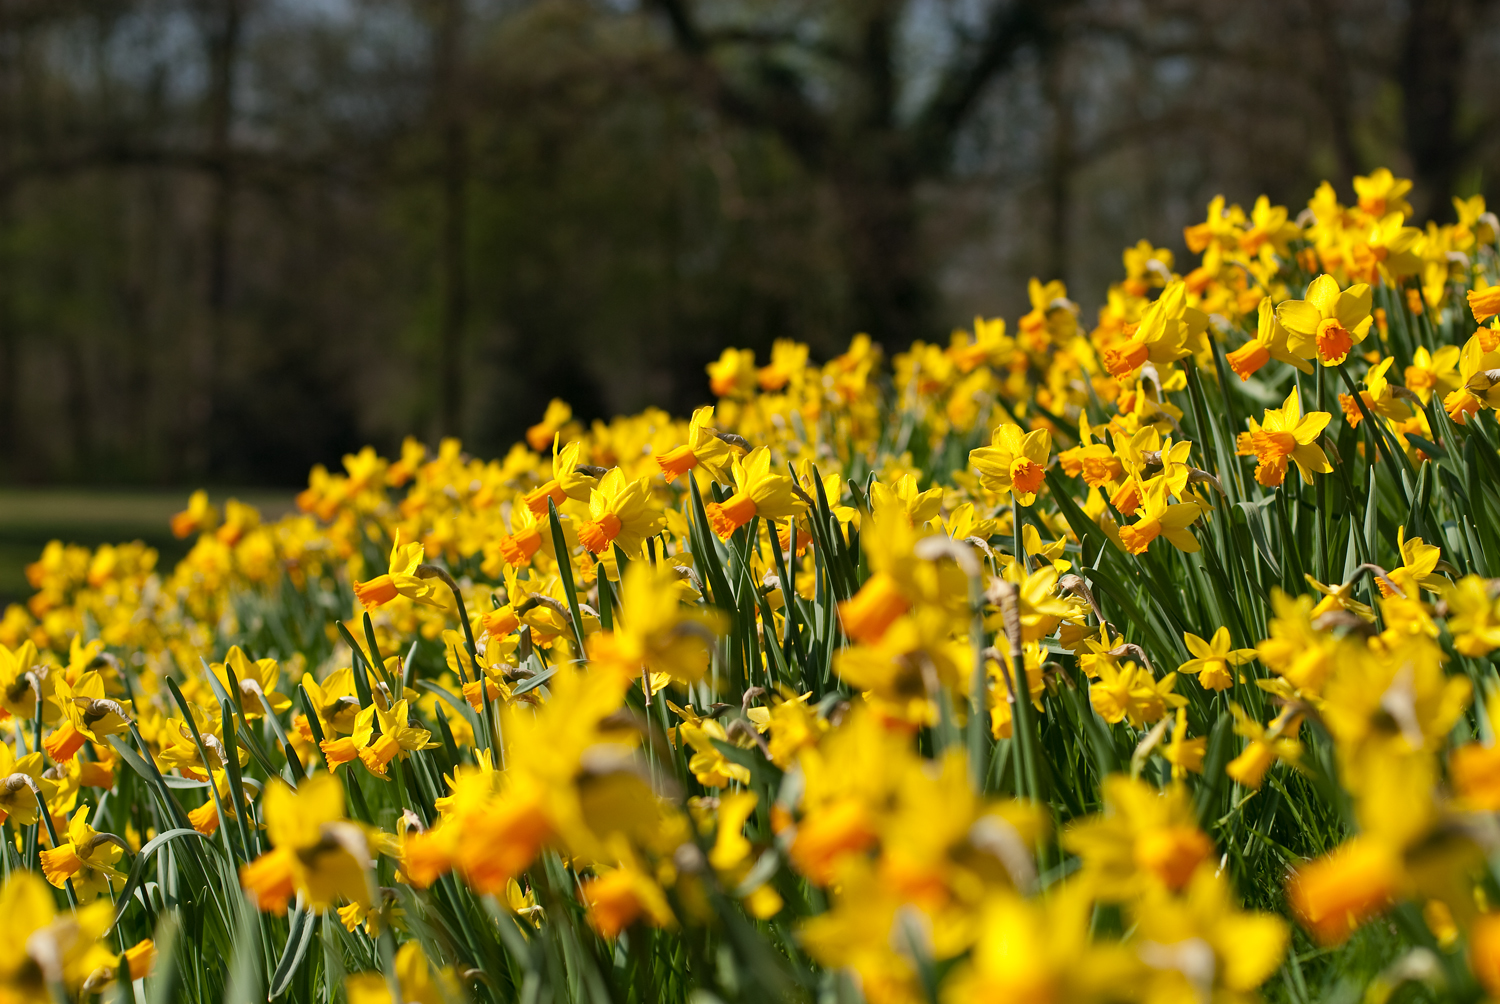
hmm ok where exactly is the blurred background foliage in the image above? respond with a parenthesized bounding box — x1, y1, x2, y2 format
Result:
(1, 0, 1499, 485)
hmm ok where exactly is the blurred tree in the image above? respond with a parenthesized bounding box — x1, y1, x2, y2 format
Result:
(648, 0, 1061, 344)
(0, 0, 1496, 484)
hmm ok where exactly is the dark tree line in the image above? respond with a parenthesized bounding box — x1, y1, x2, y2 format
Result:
(0, 0, 1496, 484)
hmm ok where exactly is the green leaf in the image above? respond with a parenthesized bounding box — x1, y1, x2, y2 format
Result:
(106, 828, 219, 935)
(1236, 500, 1282, 578)
(268, 904, 319, 999)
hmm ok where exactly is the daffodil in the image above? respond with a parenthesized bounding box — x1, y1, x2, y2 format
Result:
(240, 773, 373, 914)
(941, 886, 1141, 1004)
(1133, 868, 1288, 1001)
(1235, 389, 1333, 487)
(170, 488, 219, 538)
(1381, 526, 1445, 597)
(704, 446, 807, 539)
(525, 398, 572, 452)
(1176, 626, 1255, 691)
(42, 671, 132, 763)
(746, 689, 827, 768)
(351, 530, 450, 610)
(970, 422, 1051, 506)
(0, 641, 56, 722)
(1443, 575, 1500, 656)
(322, 699, 436, 778)
(654, 405, 736, 484)
(1089, 657, 1185, 728)
(345, 940, 461, 1004)
(1063, 776, 1214, 897)
(521, 439, 598, 516)
(1467, 283, 1500, 324)
(1403, 344, 1460, 404)
(0, 872, 118, 1002)
(581, 856, 677, 939)
(706, 347, 757, 398)
(209, 646, 291, 718)
(1227, 296, 1314, 379)
(1275, 274, 1372, 366)
(1442, 331, 1500, 423)
(1117, 478, 1202, 555)
(1225, 703, 1302, 789)
(0, 743, 56, 826)
(576, 468, 663, 555)
(587, 562, 723, 685)
(1100, 280, 1208, 378)
(1286, 837, 1402, 945)
(39, 805, 126, 901)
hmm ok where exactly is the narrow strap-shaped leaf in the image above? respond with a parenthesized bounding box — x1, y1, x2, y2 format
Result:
(268, 904, 319, 999)
(547, 496, 589, 657)
(106, 828, 218, 934)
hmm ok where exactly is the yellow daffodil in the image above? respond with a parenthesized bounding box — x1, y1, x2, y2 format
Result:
(587, 562, 723, 685)
(0, 872, 118, 1002)
(1228, 296, 1314, 379)
(39, 805, 126, 901)
(1117, 478, 1202, 555)
(352, 530, 449, 610)
(240, 773, 373, 914)
(576, 468, 664, 555)
(654, 406, 736, 484)
(1235, 389, 1333, 487)
(704, 446, 806, 539)
(970, 422, 1051, 506)
(1176, 626, 1255, 691)
(1276, 274, 1373, 366)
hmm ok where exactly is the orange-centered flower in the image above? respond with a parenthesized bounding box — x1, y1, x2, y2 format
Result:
(970, 423, 1052, 506)
(577, 469, 663, 556)
(1134, 825, 1213, 892)
(1275, 274, 1372, 367)
(702, 446, 806, 540)
(1235, 389, 1333, 488)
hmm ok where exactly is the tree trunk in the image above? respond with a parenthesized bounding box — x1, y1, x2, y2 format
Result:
(0, 0, 17, 468)
(1043, 46, 1073, 284)
(434, 0, 468, 439)
(831, 155, 928, 350)
(1308, 0, 1360, 185)
(1400, 0, 1464, 220)
(187, 0, 242, 476)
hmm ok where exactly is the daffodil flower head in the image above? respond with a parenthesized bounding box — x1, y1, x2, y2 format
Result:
(1235, 389, 1333, 487)
(1276, 274, 1372, 366)
(240, 773, 374, 915)
(704, 446, 806, 539)
(654, 406, 735, 484)
(970, 422, 1051, 506)
(351, 529, 449, 610)
(1176, 626, 1255, 691)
